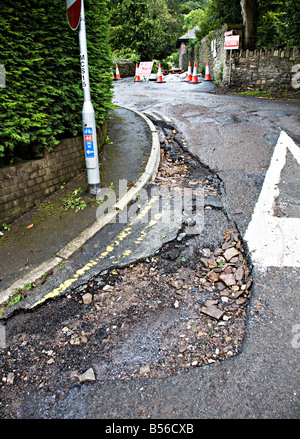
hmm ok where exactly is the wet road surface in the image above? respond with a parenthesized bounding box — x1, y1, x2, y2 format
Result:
(1, 78, 299, 420)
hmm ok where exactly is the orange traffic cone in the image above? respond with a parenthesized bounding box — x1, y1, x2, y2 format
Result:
(191, 61, 199, 83)
(135, 63, 142, 82)
(204, 60, 211, 81)
(186, 61, 192, 81)
(156, 63, 164, 83)
(115, 63, 121, 80)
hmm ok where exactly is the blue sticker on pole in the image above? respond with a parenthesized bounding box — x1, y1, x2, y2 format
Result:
(84, 127, 95, 158)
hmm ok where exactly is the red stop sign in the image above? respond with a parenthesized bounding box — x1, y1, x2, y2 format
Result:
(66, 0, 81, 30)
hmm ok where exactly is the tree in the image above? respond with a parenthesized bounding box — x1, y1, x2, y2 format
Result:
(191, 0, 299, 50)
(256, 0, 300, 48)
(240, 0, 258, 49)
(183, 8, 204, 33)
(180, 1, 209, 14)
(194, 0, 242, 41)
(282, 0, 300, 46)
(108, 0, 183, 61)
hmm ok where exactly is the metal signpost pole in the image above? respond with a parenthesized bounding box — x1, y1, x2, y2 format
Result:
(224, 32, 239, 89)
(78, 0, 100, 194)
(229, 49, 232, 87)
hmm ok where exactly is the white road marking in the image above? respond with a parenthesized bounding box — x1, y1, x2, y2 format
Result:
(244, 131, 300, 268)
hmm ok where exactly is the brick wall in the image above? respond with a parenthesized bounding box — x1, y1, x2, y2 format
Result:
(0, 124, 107, 225)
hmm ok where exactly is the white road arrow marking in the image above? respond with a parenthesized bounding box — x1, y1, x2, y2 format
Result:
(244, 131, 300, 268)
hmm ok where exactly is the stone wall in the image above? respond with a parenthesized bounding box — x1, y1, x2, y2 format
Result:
(192, 24, 300, 92)
(114, 60, 136, 78)
(228, 47, 300, 91)
(178, 41, 189, 70)
(196, 24, 242, 84)
(0, 124, 107, 225)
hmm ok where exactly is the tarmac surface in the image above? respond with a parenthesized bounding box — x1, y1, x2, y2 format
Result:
(0, 107, 157, 312)
(0, 77, 300, 421)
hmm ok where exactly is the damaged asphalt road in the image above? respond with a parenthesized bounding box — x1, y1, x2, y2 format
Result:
(1, 81, 300, 420)
(0, 116, 253, 419)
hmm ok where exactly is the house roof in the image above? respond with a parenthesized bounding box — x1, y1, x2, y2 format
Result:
(176, 26, 200, 48)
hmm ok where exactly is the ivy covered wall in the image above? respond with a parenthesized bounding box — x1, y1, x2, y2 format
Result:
(0, 0, 113, 167)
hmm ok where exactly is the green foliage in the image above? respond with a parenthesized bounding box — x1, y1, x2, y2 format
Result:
(112, 48, 141, 63)
(183, 8, 204, 33)
(109, 0, 155, 60)
(281, 0, 300, 46)
(0, 0, 113, 166)
(257, 0, 300, 48)
(180, 0, 209, 14)
(108, 0, 183, 61)
(62, 187, 87, 212)
(186, 0, 299, 48)
(164, 51, 180, 69)
(257, 10, 285, 48)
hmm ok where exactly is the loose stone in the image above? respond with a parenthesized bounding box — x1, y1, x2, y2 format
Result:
(6, 373, 14, 385)
(219, 273, 236, 286)
(207, 270, 219, 283)
(224, 247, 240, 261)
(82, 293, 93, 305)
(78, 368, 96, 383)
(205, 299, 218, 307)
(200, 306, 224, 320)
(140, 365, 150, 374)
(234, 266, 245, 281)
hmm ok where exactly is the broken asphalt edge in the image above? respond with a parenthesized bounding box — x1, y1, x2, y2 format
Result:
(0, 107, 161, 309)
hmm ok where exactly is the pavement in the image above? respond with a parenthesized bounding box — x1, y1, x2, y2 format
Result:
(0, 106, 160, 316)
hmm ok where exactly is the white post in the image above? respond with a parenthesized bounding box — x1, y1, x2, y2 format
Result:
(229, 49, 232, 87)
(79, 0, 100, 194)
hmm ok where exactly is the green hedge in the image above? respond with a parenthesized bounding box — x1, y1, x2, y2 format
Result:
(0, 0, 113, 166)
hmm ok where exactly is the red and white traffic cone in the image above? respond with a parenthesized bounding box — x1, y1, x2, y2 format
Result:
(135, 63, 142, 82)
(204, 60, 211, 81)
(191, 61, 199, 83)
(186, 61, 192, 81)
(156, 63, 164, 83)
(115, 63, 121, 80)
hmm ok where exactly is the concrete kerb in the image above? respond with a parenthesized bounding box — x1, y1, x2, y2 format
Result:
(0, 107, 160, 307)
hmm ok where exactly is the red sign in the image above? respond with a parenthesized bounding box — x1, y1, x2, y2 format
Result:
(66, 0, 81, 30)
(225, 35, 240, 50)
(138, 62, 154, 76)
